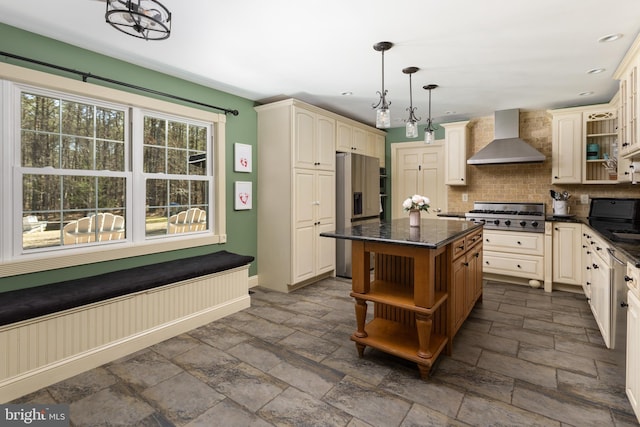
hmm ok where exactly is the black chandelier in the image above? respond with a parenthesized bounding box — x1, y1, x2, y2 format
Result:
(372, 41, 393, 129)
(423, 84, 438, 144)
(106, 0, 172, 41)
(403, 67, 420, 138)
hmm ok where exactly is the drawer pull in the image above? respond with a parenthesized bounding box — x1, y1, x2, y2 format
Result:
(463, 262, 469, 267)
(517, 241, 522, 245)
(458, 245, 465, 250)
(625, 275, 633, 282)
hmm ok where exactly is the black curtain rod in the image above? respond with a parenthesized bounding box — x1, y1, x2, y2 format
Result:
(0, 51, 239, 116)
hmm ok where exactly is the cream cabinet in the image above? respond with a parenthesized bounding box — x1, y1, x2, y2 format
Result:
(255, 99, 337, 292)
(292, 169, 335, 283)
(550, 105, 624, 184)
(626, 263, 640, 422)
(582, 226, 611, 347)
(627, 287, 640, 421)
(615, 33, 640, 159)
(442, 121, 470, 186)
(550, 110, 582, 184)
(483, 230, 545, 282)
(552, 222, 582, 286)
(293, 107, 336, 170)
(336, 120, 386, 166)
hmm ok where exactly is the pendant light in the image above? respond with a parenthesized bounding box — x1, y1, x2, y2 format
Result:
(372, 42, 393, 129)
(423, 84, 438, 144)
(403, 67, 420, 138)
(106, 0, 172, 41)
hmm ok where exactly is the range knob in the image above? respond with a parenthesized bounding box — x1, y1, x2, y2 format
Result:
(493, 219, 500, 225)
(504, 220, 511, 226)
(519, 221, 527, 227)
(531, 221, 539, 228)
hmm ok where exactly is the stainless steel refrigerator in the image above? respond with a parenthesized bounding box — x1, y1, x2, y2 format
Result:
(335, 152, 380, 278)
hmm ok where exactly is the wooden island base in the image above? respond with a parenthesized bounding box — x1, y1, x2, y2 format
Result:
(347, 225, 483, 378)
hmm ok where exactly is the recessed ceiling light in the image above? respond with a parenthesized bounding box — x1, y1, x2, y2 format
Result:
(445, 111, 456, 115)
(340, 91, 353, 96)
(587, 68, 606, 74)
(598, 33, 623, 43)
(579, 91, 595, 96)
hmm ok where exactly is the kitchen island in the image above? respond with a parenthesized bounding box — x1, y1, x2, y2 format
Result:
(321, 218, 484, 378)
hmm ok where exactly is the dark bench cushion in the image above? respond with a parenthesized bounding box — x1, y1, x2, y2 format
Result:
(0, 250, 254, 327)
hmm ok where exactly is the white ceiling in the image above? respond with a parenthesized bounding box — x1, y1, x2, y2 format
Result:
(2, 1, 640, 127)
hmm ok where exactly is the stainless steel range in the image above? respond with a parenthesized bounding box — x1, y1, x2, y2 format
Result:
(465, 201, 546, 233)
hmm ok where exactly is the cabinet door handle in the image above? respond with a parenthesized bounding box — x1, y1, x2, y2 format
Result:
(625, 275, 633, 282)
(621, 302, 629, 308)
(474, 252, 480, 258)
(592, 263, 599, 269)
(463, 262, 469, 267)
(458, 245, 465, 250)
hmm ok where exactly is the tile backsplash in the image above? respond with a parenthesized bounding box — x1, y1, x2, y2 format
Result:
(446, 110, 640, 217)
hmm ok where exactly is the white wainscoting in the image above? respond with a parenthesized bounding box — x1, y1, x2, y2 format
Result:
(0, 265, 251, 403)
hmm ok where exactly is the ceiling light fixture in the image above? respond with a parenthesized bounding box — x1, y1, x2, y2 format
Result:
(598, 33, 623, 43)
(587, 68, 606, 74)
(372, 41, 393, 129)
(106, 0, 172, 41)
(403, 67, 420, 138)
(423, 84, 438, 144)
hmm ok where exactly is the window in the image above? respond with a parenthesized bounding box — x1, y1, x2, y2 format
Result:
(141, 113, 211, 237)
(0, 63, 226, 276)
(20, 91, 128, 250)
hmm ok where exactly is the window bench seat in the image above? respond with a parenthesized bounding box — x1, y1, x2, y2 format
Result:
(0, 250, 254, 403)
(0, 250, 254, 327)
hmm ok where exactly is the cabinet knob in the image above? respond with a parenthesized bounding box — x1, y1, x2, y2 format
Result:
(554, 176, 559, 179)
(517, 241, 522, 245)
(516, 264, 522, 268)
(621, 302, 629, 308)
(625, 275, 633, 282)
(461, 178, 464, 181)
(586, 282, 591, 285)
(463, 262, 469, 267)
(623, 142, 629, 147)
(592, 263, 599, 269)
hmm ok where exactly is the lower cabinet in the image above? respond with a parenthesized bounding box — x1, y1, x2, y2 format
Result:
(451, 228, 483, 336)
(582, 226, 612, 347)
(552, 222, 582, 286)
(627, 288, 640, 421)
(483, 230, 544, 283)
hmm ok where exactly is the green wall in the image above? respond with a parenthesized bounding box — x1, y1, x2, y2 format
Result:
(0, 24, 258, 292)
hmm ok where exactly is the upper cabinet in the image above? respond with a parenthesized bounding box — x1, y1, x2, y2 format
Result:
(442, 121, 470, 186)
(293, 107, 336, 171)
(336, 119, 386, 167)
(550, 111, 582, 184)
(615, 34, 640, 159)
(549, 104, 629, 184)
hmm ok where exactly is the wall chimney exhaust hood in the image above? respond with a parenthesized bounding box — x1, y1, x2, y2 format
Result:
(466, 109, 545, 165)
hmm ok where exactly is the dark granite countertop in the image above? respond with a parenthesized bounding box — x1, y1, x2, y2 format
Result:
(549, 215, 640, 267)
(320, 218, 482, 249)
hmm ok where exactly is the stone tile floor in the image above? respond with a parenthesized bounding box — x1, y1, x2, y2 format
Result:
(12, 278, 640, 426)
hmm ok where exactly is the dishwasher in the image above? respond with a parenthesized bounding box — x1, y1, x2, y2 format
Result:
(609, 247, 628, 367)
